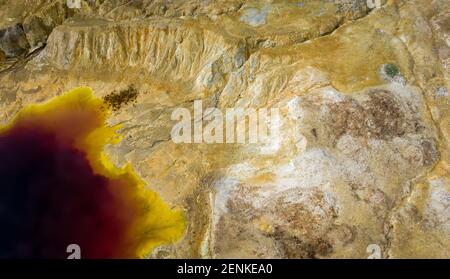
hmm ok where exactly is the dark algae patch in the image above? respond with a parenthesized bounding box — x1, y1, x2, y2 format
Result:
(103, 85, 139, 112)
(0, 87, 184, 258)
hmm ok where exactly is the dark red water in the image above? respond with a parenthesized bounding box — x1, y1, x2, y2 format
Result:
(0, 125, 133, 258)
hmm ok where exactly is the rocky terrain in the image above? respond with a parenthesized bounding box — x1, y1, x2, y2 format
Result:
(0, 0, 449, 258)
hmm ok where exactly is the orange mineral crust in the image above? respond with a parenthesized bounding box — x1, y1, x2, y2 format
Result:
(0, 87, 185, 259)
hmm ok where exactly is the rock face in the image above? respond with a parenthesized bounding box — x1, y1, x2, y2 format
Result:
(0, 0, 449, 258)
